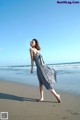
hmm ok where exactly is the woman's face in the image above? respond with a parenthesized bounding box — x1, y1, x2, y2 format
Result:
(30, 40, 36, 47)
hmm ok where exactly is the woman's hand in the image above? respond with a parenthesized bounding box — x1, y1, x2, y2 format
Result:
(30, 69, 33, 73)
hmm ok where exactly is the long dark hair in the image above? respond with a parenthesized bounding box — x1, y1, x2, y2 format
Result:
(32, 38, 41, 50)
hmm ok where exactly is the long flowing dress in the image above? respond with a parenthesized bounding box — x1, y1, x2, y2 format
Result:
(34, 53, 57, 90)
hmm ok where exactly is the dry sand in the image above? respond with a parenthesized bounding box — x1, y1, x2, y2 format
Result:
(0, 80, 80, 120)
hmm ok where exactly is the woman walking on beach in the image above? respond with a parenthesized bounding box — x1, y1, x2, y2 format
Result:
(29, 39, 61, 103)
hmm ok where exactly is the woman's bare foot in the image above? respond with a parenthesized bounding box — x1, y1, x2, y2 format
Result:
(57, 95, 61, 103)
(37, 98, 44, 102)
(40, 98, 44, 102)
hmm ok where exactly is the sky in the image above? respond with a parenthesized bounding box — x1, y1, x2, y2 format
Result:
(0, 0, 80, 66)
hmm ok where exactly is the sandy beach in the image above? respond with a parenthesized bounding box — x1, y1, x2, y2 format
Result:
(0, 80, 80, 120)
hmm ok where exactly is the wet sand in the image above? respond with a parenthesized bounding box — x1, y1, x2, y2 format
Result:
(0, 80, 80, 120)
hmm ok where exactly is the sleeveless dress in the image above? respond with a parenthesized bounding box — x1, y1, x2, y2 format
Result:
(34, 53, 57, 90)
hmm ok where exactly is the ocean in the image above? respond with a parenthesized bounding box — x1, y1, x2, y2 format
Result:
(0, 62, 80, 95)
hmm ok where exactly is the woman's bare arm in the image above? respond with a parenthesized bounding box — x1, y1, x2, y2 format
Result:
(30, 48, 34, 73)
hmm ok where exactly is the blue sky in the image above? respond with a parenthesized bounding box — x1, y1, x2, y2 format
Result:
(0, 0, 80, 66)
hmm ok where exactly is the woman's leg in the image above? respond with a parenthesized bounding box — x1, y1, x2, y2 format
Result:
(50, 89, 61, 103)
(39, 84, 44, 101)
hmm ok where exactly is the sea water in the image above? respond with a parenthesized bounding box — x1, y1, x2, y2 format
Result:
(0, 63, 80, 95)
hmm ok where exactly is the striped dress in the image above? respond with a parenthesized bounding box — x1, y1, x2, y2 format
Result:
(34, 53, 57, 90)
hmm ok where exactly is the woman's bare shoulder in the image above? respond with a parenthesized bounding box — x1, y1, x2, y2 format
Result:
(29, 47, 34, 52)
(29, 47, 40, 55)
(29, 48, 36, 55)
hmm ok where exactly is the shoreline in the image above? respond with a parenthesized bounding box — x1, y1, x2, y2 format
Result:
(0, 79, 80, 96)
(0, 80, 80, 120)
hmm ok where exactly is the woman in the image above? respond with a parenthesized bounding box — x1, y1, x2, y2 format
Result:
(29, 38, 61, 103)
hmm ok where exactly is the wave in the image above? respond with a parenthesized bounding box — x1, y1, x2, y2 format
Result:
(0, 62, 80, 75)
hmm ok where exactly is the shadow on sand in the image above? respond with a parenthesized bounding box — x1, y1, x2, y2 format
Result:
(0, 93, 57, 103)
